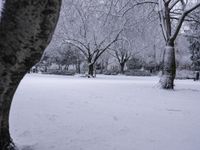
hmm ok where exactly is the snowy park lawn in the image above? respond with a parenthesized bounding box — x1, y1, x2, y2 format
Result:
(10, 74, 200, 150)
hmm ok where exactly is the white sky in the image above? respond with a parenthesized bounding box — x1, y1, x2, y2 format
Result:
(0, 0, 2, 9)
(0, 0, 3, 17)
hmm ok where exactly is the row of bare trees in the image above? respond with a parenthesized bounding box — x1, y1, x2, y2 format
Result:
(52, 0, 200, 89)
(50, 0, 163, 77)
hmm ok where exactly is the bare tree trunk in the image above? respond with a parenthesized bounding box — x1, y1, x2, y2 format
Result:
(100, 61, 104, 74)
(0, 1, 61, 149)
(160, 43, 176, 89)
(0, 72, 24, 150)
(88, 64, 94, 77)
(120, 63, 125, 74)
(76, 61, 81, 74)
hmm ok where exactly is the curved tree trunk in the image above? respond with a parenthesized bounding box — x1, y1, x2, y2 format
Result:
(0, 0, 62, 149)
(0, 72, 24, 150)
(160, 44, 176, 89)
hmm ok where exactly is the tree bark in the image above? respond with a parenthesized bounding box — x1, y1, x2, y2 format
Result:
(160, 43, 176, 89)
(0, 0, 61, 149)
(88, 64, 94, 77)
(120, 63, 125, 74)
(0, 72, 24, 150)
(76, 61, 81, 74)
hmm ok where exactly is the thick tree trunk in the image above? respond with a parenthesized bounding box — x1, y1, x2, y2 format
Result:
(160, 44, 176, 89)
(0, 1, 61, 149)
(0, 73, 24, 150)
(88, 64, 94, 77)
(120, 63, 125, 74)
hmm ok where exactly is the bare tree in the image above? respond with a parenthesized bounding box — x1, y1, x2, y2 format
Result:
(67, 32, 122, 76)
(110, 37, 132, 74)
(121, 0, 200, 89)
(0, 1, 61, 149)
(157, 0, 200, 89)
(113, 0, 164, 73)
(57, 0, 126, 77)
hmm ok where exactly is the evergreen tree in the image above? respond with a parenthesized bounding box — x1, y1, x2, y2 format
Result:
(188, 10, 200, 70)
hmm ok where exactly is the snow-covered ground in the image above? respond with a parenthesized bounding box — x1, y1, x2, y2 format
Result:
(10, 74, 200, 150)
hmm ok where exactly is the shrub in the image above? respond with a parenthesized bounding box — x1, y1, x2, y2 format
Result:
(125, 69, 151, 76)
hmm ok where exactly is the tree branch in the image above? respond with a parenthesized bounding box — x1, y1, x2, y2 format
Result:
(171, 2, 200, 41)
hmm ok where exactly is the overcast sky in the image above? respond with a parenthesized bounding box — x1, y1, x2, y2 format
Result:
(0, 0, 2, 9)
(0, 0, 3, 17)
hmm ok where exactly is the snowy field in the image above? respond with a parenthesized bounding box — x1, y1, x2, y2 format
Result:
(10, 74, 200, 150)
